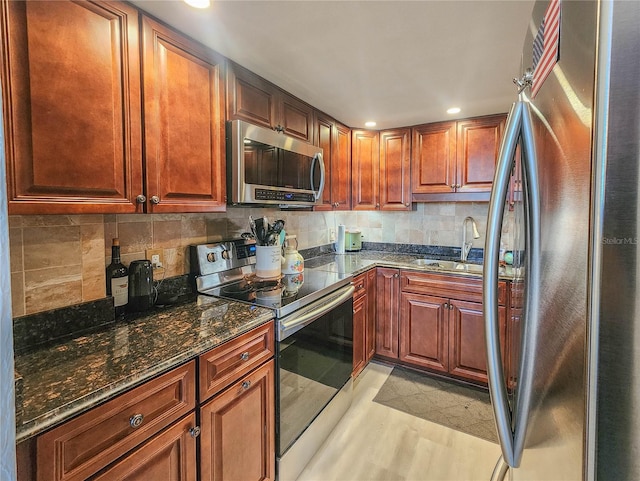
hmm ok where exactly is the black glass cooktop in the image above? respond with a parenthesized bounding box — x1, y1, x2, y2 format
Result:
(201, 268, 352, 318)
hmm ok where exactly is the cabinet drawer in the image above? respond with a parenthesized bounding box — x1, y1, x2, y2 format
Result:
(400, 270, 507, 305)
(37, 361, 196, 481)
(199, 322, 274, 402)
(353, 272, 368, 300)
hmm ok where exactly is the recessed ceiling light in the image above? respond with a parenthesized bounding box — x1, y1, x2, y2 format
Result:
(364, 121, 377, 128)
(184, 0, 210, 9)
(447, 107, 461, 114)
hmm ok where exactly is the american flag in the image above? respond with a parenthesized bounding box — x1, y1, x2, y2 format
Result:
(531, 0, 561, 97)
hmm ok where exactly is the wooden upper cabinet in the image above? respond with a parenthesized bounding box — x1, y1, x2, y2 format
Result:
(313, 112, 351, 211)
(351, 130, 379, 210)
(411, 121, 457, 196)
(0, 1, 143, 214)
(227, 62, 313, 142)
(352, 128, 411, 211)
(456, 114, 505, 194)
(411, 113, 506, 202)
(141, 16, 226, 212)
(379, 128, 411, 210)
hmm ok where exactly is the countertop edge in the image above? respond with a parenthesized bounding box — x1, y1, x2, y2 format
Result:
(15, 311, 274, 444)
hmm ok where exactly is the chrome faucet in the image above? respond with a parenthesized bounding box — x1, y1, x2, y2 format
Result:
(461, 216, 480, 262)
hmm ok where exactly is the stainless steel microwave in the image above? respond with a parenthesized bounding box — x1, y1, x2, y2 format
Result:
(227, 120, 325, 207)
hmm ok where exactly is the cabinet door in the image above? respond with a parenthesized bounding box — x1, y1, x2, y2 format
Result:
(411, 121, 456, 197)
(226, 62, 277, 130)
(399, 292, 449, 373)
(333, 122, 352, 210)
(200, 360, 275, 481)
(375, 268, 400, 359)
(379, 128, 411, 211)
(448, 299, 507, 384)
(279, 93, 313, 142)
(351, 130, 380, 210)
(92, 414, 197, 481)
(1, 1, 143, 214)
(37, 362, 196, 481)
(141, 17, 226, 213)
(365, 268, 377, 362)
(313, 114, 334, 210)
(352, 294, 367, 377)
(456, 114, 505, 194)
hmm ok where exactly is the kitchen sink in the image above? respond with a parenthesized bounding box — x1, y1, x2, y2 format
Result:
(411, 259, 483, 274)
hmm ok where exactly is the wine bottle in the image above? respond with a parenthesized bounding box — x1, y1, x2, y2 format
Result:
(106, 238, 128, 319)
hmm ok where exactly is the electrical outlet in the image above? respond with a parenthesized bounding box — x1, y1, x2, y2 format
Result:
(146, 249, 164, 269)
(329, 228, 336, 242)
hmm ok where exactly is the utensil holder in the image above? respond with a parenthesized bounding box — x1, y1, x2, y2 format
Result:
(255, 245, 282, 279)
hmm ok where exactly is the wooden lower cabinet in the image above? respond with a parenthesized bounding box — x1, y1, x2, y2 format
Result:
(448, 299, 507, 384)
(376, 269, 510, 385)
(36, 362, 196, 481)
(352, 269, 377, 377)
(21, 323, 276, 481)
(375, 267, 401, 359)
(92, 414, 197, 481)
(399, 292, 448, 373)
(200, 360, 275, 481)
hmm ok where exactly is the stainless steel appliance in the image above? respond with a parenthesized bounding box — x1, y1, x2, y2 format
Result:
(227, 119, 325, 207)
(191, 239, 354, 481)
(483, 1, 640, 480)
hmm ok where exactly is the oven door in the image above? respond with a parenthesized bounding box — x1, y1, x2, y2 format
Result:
(276, 285, 354, 458)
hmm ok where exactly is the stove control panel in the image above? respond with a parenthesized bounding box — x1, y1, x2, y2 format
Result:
(190, 239, 256, 277)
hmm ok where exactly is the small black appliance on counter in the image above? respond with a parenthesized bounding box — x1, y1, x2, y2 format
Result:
(128, 260, 154, 312)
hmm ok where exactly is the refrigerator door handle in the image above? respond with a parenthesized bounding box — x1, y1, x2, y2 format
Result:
(490, 456, 510, 481)
(511, 99, 541, 467)
(484, 100, 523, 468)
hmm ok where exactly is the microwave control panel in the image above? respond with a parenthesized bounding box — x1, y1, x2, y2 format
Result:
(255, 188, 314, 203)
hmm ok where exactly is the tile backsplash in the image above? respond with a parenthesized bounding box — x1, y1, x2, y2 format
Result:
(9, 202, 514, 316)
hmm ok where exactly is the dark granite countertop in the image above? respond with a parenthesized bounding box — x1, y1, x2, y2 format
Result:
(305, 250, 517, 280)
(14, 296, 274, 443)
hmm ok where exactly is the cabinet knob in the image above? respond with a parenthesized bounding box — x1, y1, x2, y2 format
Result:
(129, 413, 144, 428)
(443, 302, 449, 309)
(189, 426, 201, 438)
(150, 195, 160, 204)
(136, 194, 146, 204)
(456, 183, 461, 188)
(241, 380, 251, 390)
(393, 273, 399, 278)
(334, 202, 339, 208)
(405, 203, 410, 207)
(450, 185, 455, 191)
(240, 351, 250, 361)
(376, 203, 380, 208)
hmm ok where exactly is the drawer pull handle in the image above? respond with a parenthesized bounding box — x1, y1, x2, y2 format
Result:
(241, 380, 251, 390)
(189, 426, 201, 438)
(129, 413, 144, 428)
(240, 352, 250, 361)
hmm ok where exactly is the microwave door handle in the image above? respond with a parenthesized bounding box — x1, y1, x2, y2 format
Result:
(310, 153, 325, 201)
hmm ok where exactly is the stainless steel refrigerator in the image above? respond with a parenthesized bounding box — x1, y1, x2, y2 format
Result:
(483, 1, 640, 480)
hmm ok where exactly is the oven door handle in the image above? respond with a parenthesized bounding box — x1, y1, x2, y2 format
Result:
(279, 285, 355, 340)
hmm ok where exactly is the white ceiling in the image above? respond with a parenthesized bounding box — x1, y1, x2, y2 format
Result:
(132, 0, 535, 130)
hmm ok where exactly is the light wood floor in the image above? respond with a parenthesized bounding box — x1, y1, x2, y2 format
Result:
(296, 362, 502, 481)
